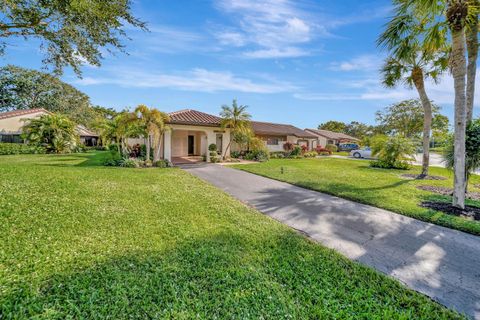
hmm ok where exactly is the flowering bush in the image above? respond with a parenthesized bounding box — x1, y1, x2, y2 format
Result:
(283, 141, 294, 152)
(315, 146, 332, 155)
(301, 145, 308, 154)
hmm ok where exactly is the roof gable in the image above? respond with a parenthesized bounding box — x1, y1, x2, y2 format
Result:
(252, 121, 317, 138)
(305, 128, 359, 141)
(0, 108, 49, 120)
(168, 109, 222, 127)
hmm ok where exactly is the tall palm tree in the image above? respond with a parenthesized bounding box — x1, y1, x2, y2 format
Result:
(220, 99, 251, 159)
(466, 0, 479, 123)
(133, 105, 170, 162)
(447, 0, 469, 208)
(378, 3, 448, 177)
(385, 0, 475, 208)
(21, 113, 79, 153)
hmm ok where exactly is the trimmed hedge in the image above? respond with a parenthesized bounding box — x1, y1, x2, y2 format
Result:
(0, 143, 46, 155)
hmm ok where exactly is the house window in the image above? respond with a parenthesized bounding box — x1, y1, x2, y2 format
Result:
(266, 137, 279, 145)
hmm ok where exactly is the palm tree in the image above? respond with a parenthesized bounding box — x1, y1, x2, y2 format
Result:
(21, 113, 79, 153)
(220, 99, 252, 159)
(466, 0, 479, 123)
(133, 105, 170, 162)
(384, 0, 474, 208)
(447, 0, 469, 208)
(378, 2, 448, 177)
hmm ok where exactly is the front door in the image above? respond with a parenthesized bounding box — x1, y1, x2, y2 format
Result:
(188, 135, 194, 155)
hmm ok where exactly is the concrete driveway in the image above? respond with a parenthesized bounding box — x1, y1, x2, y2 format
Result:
(183, 163, 480, 319)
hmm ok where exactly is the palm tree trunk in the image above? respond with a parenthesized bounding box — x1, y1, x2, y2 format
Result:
(450, 24, 468, 209)
(153, 133, 162, 162)
(466, 7, 478, 123)
(223, 140, 232, 160)
(413, 69, 433, 177)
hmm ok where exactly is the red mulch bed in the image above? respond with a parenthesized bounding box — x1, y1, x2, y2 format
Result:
(421, 201, 480, 220)
(401, 174, 447, 180)
(417, 185, 480, 201)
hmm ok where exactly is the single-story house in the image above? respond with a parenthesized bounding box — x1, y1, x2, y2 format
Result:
(0, 108, 99, 146)
(304, 128, 359, 147)
(163, 109, 231, 164)
(250, 121, 318, 152)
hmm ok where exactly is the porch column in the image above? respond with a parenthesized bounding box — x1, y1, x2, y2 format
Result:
(206, 131, 216, 162)
(164, 130, 172, 162)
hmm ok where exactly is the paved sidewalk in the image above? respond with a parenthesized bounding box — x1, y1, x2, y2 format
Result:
(183, 163, 480, 319)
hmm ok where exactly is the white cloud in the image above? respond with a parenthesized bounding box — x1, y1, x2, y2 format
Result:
(214, 0, 315, 58)
(330, 55, 382, 72)
(75, 68, 297, 94)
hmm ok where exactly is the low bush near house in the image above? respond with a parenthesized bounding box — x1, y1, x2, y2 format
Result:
(290, 146, 302, 157)
(315, 146, 332, 155)
(301, 145, 308, 154)
(0, 143, 46, 155)
(283, 141, 294, 153)
(270, 151, 286, 159)
(120, 158, 140, 168)
(325, 144, 338, 152)
(231, 151, 241, 158)
(154, 159, 170, 168)
(208, 143, 218, 152)
(245, 150, 270, 162)
(304, 151, 318, 158)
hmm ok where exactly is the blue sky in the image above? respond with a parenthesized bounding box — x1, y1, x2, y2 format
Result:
(2, 0, 479, 129)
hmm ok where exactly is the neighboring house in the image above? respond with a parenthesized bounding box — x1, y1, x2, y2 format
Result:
(163, 109, 231, 163)
(304, 128, 359, 147)
(0, 108, 99, 146)
(250, 121, 318, 152)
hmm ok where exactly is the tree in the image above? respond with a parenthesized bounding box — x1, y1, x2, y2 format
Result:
(318, 121, 347, 132)
(466, 0, 479, 123)
(378, 2, 448, 176)
(21, 113, 79, 153)
(344, 121, 376, 140)
(375, 100, 449, 140)
(133, 105, 170, 162)
(0, 0, 146, 75)
(448, 0, 469, 208)
(0, 65, 96, 126)
(220, 100, 252, 159)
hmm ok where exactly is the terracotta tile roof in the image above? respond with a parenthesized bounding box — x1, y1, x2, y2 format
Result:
(168, 109, 222, 127)
(252, 121, 317, 139)
(305, 128, 359, 141)
(0, 108, 49, 120)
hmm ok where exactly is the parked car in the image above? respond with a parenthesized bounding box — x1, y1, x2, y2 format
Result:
(350, 147, 373, 159)
(338, 143, 359, 152)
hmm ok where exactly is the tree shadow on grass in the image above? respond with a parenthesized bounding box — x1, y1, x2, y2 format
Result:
(0, 231, 460, 319)
(35, 152, 108, 168)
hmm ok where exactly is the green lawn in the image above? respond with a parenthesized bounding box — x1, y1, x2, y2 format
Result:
(236, 158, 480, 236)
(0, 152, 462, 319)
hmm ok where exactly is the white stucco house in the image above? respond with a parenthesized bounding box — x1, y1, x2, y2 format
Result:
(0, 108, 99, 145)
(163, 109, 231, 164)
(250, 121, 318, 152)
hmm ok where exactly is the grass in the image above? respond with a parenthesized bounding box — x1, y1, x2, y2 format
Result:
(235, 158, 480, 236)
(332, 151, 350, 156)
(0, 152, 463, 319)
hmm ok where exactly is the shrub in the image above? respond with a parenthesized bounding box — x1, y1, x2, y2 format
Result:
(154, 159, 170, 168)
(209, 150, 221, 163)
(144, 159, 153, 167)
(103, 150, 122, 166)
(0, 143, 46, 155)
(120, 158, 143, 168)
(249, 137, 266, 152)
(283, 141, 294, 152)
(325, 144, 338, 152)
(290, 145, 301, 156)
(370, 159, 410, 170)
(231, 151, 241, 158)
(370, 135, 415, 170)
(270, 151, 285, 159)
(208, 143, 217, 152)
(315, 146, 332, 155)
(301, 145, 308, 154)
(245, 150, 269, 162)
(304, 151, 318, 158)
